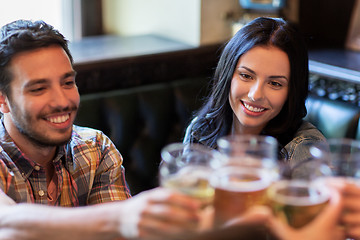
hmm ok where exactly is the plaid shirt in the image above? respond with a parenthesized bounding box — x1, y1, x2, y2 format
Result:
(0, 123, 131, 206)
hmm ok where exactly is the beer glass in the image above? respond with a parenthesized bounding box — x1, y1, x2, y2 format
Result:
(159, 142, 222, 208)
(210, 165, 274, 226)
(322, 138, 360, 240)
(217, 135, 279, 175)
(325, 138, 360, 181)
(267, 179, 330, 228)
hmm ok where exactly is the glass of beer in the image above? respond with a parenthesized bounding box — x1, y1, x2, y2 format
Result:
(325, 138, 360, 181)
(210, 165, 274, 227)
(159, 143, 222, 208)
(217, 135, 279, 179)
(267, 179, 330, 228)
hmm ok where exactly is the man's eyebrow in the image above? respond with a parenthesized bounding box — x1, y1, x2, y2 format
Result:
(62, 70, 77, 79)
(23, 79, 48, 88)
(23, 71, 77, 88)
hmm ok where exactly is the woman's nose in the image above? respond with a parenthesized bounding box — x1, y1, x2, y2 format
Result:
(248, 81, 264, 101)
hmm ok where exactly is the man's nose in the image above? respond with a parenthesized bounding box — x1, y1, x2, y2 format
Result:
(49, 87, 69, 108)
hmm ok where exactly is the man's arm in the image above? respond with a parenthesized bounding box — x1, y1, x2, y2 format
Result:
(0, 188, 203, 240)
(0, 188, 15, 205)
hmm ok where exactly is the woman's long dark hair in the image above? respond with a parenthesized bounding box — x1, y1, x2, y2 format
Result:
(185, 17, 309, 150)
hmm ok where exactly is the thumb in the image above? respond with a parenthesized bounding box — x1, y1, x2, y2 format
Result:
(267, 188, 344, 240)
(222, 206, 273, 228)
(304, 187, 343, 229)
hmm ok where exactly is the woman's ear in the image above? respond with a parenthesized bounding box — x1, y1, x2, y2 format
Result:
(0, 93, 10, 113)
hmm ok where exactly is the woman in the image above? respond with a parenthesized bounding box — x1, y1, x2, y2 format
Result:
(183, 17, 326, 178)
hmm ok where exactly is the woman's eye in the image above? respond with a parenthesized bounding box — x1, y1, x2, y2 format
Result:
(240, 73, 252, 80)
(269, 81, 282, 88)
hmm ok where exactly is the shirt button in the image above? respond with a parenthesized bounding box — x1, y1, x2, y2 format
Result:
(34, 165, 41, 171)
(38, 190, 45, 197)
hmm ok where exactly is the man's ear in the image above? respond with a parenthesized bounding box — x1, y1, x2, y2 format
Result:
(0, 92, 10, 113)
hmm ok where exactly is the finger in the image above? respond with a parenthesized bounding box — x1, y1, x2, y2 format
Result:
(341, 183, 360, 197)
(266, 212, 297, 240)
(307, 187, 343, 227)
(141, 203, 200, 227)
(324, 177, 347, 189)
(343, 196, 360, 212)
(344, 225, 360, 240)
(144, 188, 202, 210)
(341, 211, 360, 226)
(138, 216, 199, 240)
(267, 188, 344, 240)
(222, 206, 272, 228)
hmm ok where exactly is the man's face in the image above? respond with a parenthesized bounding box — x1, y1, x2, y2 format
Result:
(2, 45, 80, 147)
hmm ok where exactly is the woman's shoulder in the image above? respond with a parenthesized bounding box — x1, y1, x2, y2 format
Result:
(282, 121, 328, 178)
(282, 120, 327, 161)
(293, 120, 326, 141)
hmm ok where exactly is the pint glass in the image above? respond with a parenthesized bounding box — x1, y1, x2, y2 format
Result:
(217, 135, 279, 180)
(210, 165, 274, 226)
(159, 142, 221, 208)
(267, 179, 330, 228)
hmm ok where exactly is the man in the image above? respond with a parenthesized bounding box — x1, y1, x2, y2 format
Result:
(0, 19, 203, 240)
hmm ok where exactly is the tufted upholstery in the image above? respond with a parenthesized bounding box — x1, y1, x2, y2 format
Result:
(305, 95, 360, 139)
(74, 78, 209, 195)
(75, 79, 360, 195)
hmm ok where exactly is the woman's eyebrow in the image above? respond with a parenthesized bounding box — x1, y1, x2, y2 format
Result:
(239, 66, 256, 74)
(241, 66, 289, 81)
(269, 75, 289, 81)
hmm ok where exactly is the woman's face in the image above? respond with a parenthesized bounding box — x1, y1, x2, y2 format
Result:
(229, 45, 290, 135)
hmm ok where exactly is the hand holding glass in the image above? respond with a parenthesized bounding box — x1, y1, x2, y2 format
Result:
(210, 165, 274, 226)
(267, 179, 330, 228)
(159, 143, 221, 208)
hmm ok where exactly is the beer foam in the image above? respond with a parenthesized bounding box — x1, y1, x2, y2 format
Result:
(268, 180, 330, 206)
(210, 167, 273, 192)
(221, 178, 270, 192)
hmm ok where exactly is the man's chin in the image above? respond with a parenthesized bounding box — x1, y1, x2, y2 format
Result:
(45, 131, 73, 146)
(25, 130, 73, 147)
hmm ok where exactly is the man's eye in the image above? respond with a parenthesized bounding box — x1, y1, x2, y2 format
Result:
(63, 80, 76, 88)
(30, 87, 45, 93)
(66, 77, 76, 84)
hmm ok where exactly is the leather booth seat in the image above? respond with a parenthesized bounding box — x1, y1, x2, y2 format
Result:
(75, 78, 209, 195)
(75, 79, 360, 195)
(305, 95, 360, 139)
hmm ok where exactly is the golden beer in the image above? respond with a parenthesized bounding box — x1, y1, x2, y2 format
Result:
(268, 180, 330, 228)
(161, 165, 214, 207)
(210, 166, 273, 226)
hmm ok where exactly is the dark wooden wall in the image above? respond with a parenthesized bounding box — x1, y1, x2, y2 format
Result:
(298, 0, 356, 48)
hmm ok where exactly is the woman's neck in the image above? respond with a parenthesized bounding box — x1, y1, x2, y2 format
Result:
(231, 119, 263, 135)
